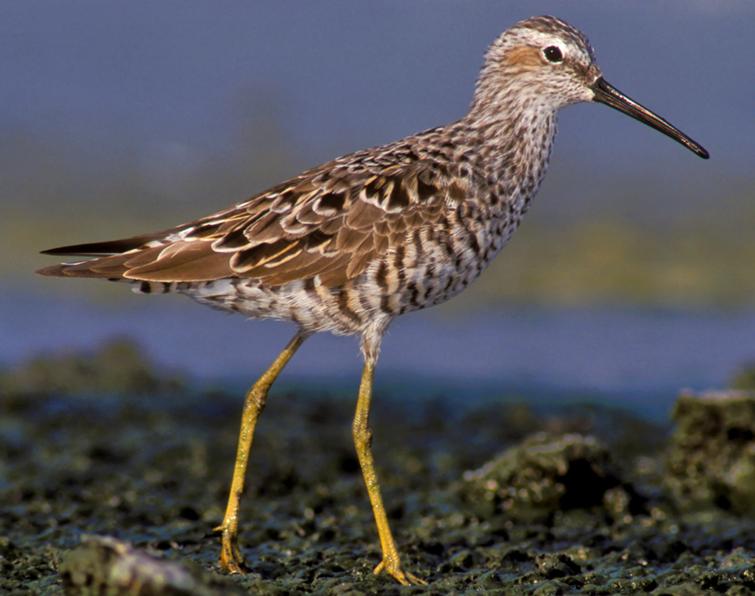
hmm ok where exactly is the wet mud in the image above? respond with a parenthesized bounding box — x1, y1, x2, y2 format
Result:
(1, 340, 753, 594)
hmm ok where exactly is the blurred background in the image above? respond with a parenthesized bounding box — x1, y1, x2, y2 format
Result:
(2, 1, 754, 413)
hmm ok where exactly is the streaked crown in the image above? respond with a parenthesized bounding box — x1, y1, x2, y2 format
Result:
(474, 15, 602, 111)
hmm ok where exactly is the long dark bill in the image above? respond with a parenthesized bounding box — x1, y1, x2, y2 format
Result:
(591, 77, 709, 159)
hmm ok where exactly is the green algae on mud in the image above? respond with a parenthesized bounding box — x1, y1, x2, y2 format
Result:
(1, 340, 754, 594)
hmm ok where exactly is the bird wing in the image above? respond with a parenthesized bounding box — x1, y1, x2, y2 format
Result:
(39, 156, 458, 288)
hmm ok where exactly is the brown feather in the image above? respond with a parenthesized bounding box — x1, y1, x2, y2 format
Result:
(40, 233, 162, 257)
(39, 157, 455, 288)
(125, 242, 232, 281)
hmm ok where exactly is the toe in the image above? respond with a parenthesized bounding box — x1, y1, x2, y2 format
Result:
(405, 571, 427, 586)
(374, 559, 426, 586)
(220, 558, 245, 575)
(218, 534, 246, 574)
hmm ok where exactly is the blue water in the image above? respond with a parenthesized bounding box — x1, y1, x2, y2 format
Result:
(2, 291, 753, 418)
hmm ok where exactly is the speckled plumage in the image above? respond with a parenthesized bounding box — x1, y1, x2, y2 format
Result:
(39, 18, 583, 354)
(38, 15, 708, 584)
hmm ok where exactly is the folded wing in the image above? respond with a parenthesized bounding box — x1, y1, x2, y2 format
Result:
(38, 158, 453, 288)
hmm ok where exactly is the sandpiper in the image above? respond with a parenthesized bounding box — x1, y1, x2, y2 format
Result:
(39, 16, 708, 585)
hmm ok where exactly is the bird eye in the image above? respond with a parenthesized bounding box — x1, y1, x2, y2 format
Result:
(543, 46, 563, 63)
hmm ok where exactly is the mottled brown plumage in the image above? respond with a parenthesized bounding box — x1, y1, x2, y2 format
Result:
(38, 15, 708, 585)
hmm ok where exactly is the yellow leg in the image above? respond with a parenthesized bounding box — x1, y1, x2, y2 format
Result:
(352, 358, 426, 586)
(214, 331, 307, 574)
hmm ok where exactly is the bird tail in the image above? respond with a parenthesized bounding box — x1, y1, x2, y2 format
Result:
(36, 234, 160, 279)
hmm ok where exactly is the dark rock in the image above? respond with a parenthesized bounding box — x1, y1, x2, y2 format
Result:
(460, 432, 643, 522)
(665, 390, 755, 515)
(59, 535, 243, 595)
(535, 553, 581, 578)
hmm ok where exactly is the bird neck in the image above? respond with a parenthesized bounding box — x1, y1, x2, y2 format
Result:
(463, 90, 558, 189)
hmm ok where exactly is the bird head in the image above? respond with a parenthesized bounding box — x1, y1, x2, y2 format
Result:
(474, 15, 708, 158)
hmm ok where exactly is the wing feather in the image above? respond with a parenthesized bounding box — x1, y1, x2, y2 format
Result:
(39, 154, 457, 287)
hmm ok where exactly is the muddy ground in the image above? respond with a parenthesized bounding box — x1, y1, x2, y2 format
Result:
(1, 340, 753, 594)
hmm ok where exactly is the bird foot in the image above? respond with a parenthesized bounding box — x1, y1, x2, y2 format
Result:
(374, 558, 427, 586)
(213, 524, 247, 574)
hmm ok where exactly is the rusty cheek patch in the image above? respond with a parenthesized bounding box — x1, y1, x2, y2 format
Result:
(503, 46, 545, 69)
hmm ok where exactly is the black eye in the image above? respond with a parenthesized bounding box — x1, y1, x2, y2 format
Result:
(544, 46, 563, 63)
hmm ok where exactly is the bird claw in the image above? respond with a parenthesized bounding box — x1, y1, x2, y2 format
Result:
(216, 525, 247, 574)
(374, 558, 427, 586)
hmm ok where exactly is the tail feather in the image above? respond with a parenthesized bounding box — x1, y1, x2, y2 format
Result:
(36, 262, 122, 279)
(37, 222, 235, 282)
(37, 232, 170, 279)
(40, 233, 161, 257)
(40, 255, 125, 277)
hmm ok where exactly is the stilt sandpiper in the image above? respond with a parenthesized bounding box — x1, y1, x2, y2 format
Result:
(39, 16, 708, 585)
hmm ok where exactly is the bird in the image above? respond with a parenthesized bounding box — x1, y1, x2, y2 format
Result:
(38, 15, 708, 586)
